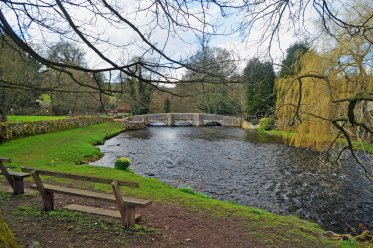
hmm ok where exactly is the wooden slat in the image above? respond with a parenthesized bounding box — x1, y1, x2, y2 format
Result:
(63, 204, 141, 221)
(65, 204, 121, 218)
(30, 184, 152, 207)
(0, 171, 31, 178)
(0, 157, 11, 163)
(22, 167, 139, 188)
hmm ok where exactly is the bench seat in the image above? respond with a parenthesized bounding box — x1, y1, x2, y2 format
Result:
(0, 171, 31, 179)
(64, 204, 141, 221)
(0, 158, 31, 195)
(30, 184, 152, 207)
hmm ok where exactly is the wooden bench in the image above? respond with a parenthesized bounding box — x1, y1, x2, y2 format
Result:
(21, 167, 152, 227)
(0, 157, 31, 195)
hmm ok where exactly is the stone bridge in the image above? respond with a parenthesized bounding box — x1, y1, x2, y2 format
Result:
(123, 113, 243, 129)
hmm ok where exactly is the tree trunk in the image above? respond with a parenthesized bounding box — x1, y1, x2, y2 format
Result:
(0, 90, 8, 122)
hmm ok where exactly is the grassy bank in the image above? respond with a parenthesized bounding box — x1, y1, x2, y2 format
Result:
(7, 115, 68, 122)
(0, 122, 361, 247)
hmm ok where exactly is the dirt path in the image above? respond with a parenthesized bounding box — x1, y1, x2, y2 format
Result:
(0, 183, 261, 248)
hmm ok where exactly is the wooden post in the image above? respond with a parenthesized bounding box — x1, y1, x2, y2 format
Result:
(31, 170, 54, 211)
(127, 206, 136, 226)
(12, 177, 24, 195)
(111, 180, 130, 227)
(0, 158, 14, 191)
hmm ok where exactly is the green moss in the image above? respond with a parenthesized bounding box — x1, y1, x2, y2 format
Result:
(0, 210, 19, 248)
(0, 122, 359, 247)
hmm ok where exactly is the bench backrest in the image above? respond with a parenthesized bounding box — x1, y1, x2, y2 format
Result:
(0, 157, 12, 163)
(21, 167, 139, 188)
(0, 158, 13, 187)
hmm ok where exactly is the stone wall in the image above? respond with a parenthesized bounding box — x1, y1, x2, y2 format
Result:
(123, 119, 146, 130)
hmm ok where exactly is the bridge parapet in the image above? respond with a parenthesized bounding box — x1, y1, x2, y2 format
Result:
(124, 113, 245, 129)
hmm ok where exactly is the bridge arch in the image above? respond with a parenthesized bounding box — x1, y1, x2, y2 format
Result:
(148, 121, 167, 126)
(174, 120, 193, 126)
(203, 121, 223, 126)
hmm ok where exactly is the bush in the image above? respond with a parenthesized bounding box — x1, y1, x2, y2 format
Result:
(0, 116, 111, 142)
(259, 117, 275, 131)
(114, 157, 131, 171)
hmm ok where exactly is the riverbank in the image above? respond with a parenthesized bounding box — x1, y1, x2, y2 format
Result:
(263, 129, 373, 153)
(0, 123, 364, 247)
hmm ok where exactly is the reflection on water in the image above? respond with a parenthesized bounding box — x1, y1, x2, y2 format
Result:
(90, 127, 373, 232)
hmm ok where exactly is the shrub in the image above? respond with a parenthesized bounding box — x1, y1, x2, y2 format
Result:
(259, 117, 275, 131)
(0, 116, 111, 142)
(114, 157, 131, 171)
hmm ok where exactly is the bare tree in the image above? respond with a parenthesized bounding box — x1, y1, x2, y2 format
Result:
(0, 0, 238, 95)
(0, 1, 372, 171)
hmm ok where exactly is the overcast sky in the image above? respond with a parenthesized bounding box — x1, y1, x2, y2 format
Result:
(2, 0, 317, 79)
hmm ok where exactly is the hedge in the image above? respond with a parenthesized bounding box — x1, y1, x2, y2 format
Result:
(0, 210, 19, 248)
(0, 117, 112, 142)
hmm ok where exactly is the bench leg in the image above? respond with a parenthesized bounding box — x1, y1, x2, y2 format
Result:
(126, 206, 136, 227)
(12, 178, 25, 195)
(42, 192, 54, 211)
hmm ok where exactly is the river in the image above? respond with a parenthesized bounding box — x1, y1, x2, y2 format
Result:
(90, 126, 373, 233)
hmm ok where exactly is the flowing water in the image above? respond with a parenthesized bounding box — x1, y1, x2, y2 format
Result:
(90, 127, 373, 232)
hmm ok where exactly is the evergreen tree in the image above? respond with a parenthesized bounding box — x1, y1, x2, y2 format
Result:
(279, 42, 310, 77)
(243, 58, 275, 117)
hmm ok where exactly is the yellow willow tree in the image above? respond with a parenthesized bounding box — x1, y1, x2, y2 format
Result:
(275, 30, 373, 176)
(276, 52, 338, 151)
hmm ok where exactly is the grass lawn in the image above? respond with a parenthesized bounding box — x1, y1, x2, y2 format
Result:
(0, 122, 363, 247)
(7, 115, 68, 122)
